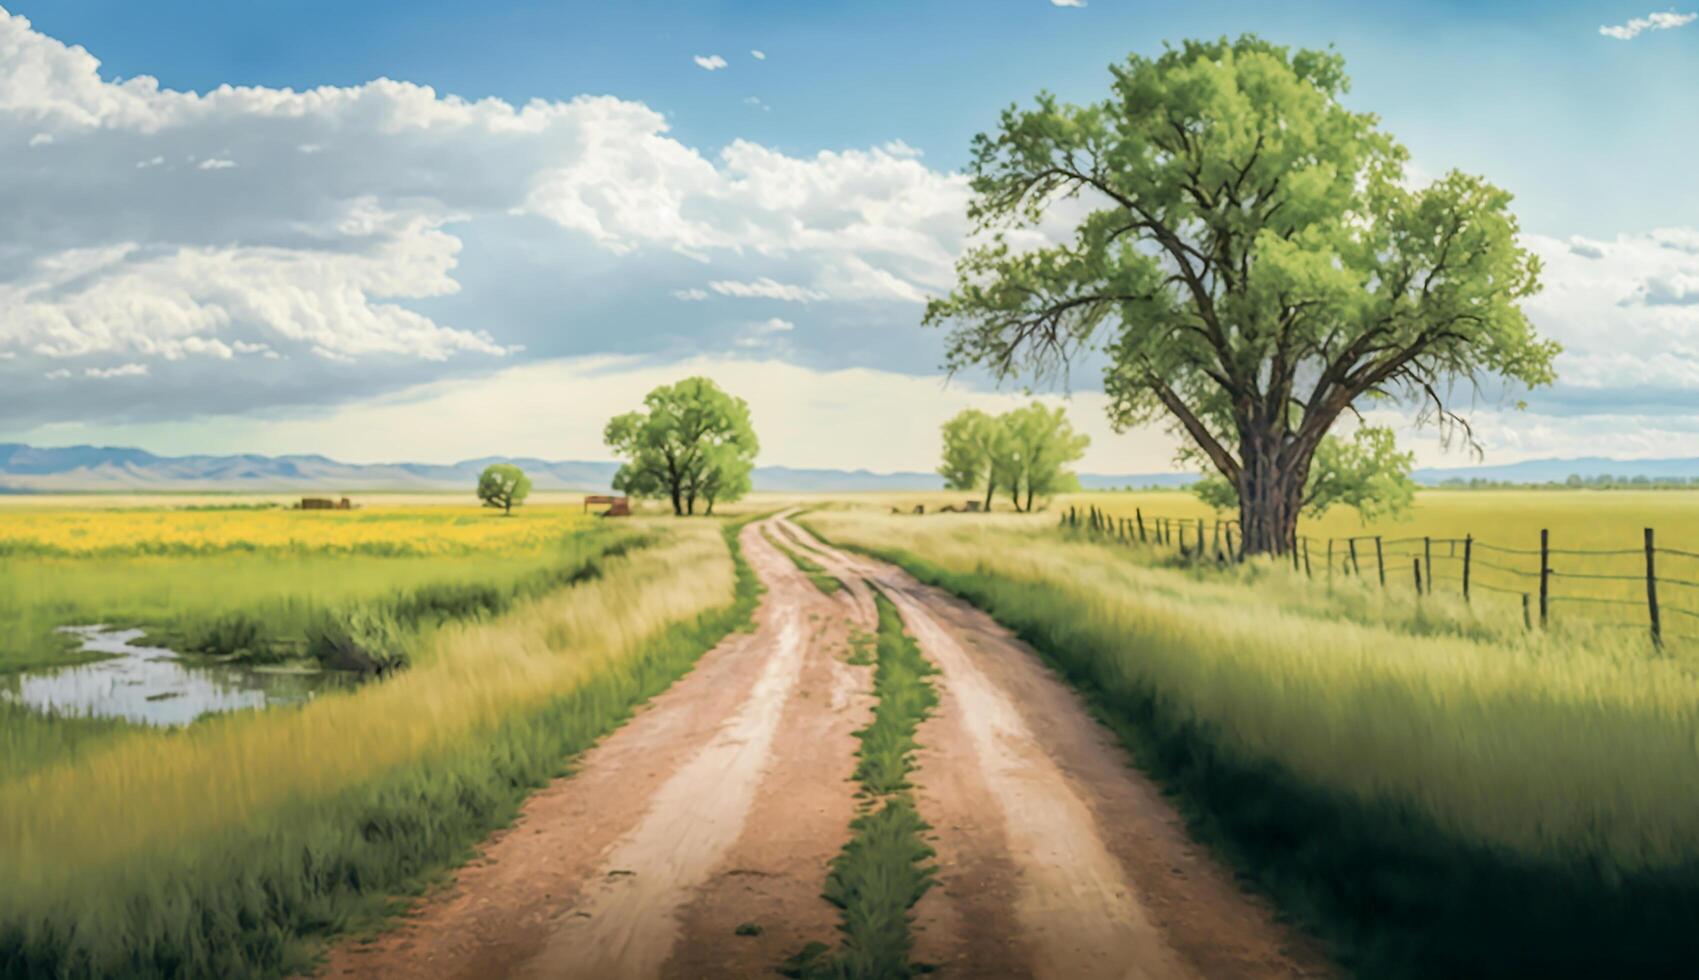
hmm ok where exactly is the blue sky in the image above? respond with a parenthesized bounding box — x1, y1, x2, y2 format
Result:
(1, 1, 1696, 471)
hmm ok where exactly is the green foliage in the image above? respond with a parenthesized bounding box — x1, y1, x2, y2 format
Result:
(925, 36, 1557, 553)
(604, 377, 759, 516)
(476, 464, 532, 515)
(1192, 425, 1415, 523)
(306, 606, 412, 675)
(938, 402, 1087, 512)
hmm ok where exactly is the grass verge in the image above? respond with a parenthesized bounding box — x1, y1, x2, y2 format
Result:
(0, 519, 760, 979)
(803, 512, 1699, 979)
(783, 588, 937, 979)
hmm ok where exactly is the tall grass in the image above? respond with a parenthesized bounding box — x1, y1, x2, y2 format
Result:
(805, 510, 1699, 977)
(0, 520, 756, 978)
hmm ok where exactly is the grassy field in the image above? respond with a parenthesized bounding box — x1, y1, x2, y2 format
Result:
(0, 505, 612, 672)
(803, 503, 1699, 976)
(0, 512, 755, 977)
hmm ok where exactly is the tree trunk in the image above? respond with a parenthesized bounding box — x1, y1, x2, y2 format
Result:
(1009, 481, 1023, 512)
(983, 480, 994, 513)
(669, 483, 683, 517)
(1236, 437, 1305, 556)
(1025, 485, 1035, 513)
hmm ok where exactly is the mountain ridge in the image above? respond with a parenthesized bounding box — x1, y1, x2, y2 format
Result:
(1, 443, 1696, 493)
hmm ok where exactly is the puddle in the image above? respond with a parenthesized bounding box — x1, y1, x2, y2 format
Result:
(2, 625, 354, 726)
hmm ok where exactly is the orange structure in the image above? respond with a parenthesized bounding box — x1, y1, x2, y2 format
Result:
(583, 494, 631, 517)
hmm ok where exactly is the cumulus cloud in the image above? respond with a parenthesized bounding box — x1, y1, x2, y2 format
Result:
(708, 278, 827, 302)
(693, 54, 728, 71)
(1051, 0, 1087, 7)
(750, 50, 766, 60)
(195, 157, 236, 170)
(1599, 10, 1696, 39)
(736, 317, 795, 348)
(83, 362, 148, 379)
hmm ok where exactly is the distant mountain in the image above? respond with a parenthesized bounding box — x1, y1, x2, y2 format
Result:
(4, 443, 1694, 494)
(1412, 457, 1699, 485)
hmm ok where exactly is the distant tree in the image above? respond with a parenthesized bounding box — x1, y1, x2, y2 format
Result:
(604, 377, 759, 516)
(939, 408, 1008, 511)
(924, 36, 1557, 556)
(476, 463, 532, 516)
(1192, 426, 1414, 524)
(1000, 403, 1090, 512)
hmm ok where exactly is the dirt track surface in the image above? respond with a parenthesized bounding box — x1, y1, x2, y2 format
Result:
(315, 514, 1325, 979)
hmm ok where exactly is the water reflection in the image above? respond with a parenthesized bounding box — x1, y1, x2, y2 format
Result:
(3, 625, 352, 726)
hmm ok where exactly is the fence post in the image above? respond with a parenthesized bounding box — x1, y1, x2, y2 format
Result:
(1136, 508, 1146, 543)
(1646, 527, 1662, 648)
(1327, 539, 1334, 588)
(1225, 526, 1236, 561)
(1292, 537, 1301, 573)
(1423, 537, 1433, 595)
(1539, 529, 1550, 628)
(1198, 519, 1206, 556)
(1212, 521, 1221, 557)
(1375, 536, 1386, 588)
(1414, 558, 1423, 596)
(1302, 537, 1312, 578)
(1463, 535, 1473, 603)
(1522, 593, 1532, 630)
(1349, 538, 1360, 577)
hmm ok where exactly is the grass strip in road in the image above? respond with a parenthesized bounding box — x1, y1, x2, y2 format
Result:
(783, 589, 937, 979)
(0, 519, 761, 979)
(761, 525, 843, 596)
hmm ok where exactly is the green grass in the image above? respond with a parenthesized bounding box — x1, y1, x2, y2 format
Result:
(761, 525, 843, 596)
(0, 520, 758, 978)
(805, 510, 1699, 978)
(784, 589, 937, 979)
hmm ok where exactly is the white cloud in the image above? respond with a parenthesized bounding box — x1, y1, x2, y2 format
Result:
(1599, 10, 1696, 39)
(135, 155, 163, 168)
(708, 278, 827, 302)
(693, 54, 728, 71)
(195, 157, 236, 170)
(743, 95, 769, 111)
(736, 317, 795, 348)
(751, 50, 766, 60)
(672, 288, 710, 301)
(83, 362, 148, 379)
(43, 368, 69, 380)
(26, 131, 49, 146)
(1051, 0, 1087, 7)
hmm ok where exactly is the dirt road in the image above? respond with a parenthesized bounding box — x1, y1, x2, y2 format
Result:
(316, 514, 1323, 979)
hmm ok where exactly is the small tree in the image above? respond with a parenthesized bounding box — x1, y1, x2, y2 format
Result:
(939, 408, 1008, 511)
(605, 377, 759, 516)
(476, 463, 532, 516)
(1192, 425, 1414, 524)
(1001, 402, 1089, 512)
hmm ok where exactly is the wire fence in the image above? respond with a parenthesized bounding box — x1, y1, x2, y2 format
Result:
(1060, 504, 1699, 649)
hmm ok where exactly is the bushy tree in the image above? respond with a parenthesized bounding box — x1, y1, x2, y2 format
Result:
(925, 36, 1557, 555)
(1001, 403, 1090, 512)
(939, 408, 1008, 511)
(476, 463, 531, 516)
(1192, 425, 1415, 524)
(604, 377, 759, 516)
(938, 402, 1088, 512)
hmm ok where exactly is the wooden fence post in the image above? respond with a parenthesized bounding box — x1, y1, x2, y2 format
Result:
(1414, 558, 1423, 596)
(1522, 593, 1532, 630)
(1225, 526, 1236, 561)
(1349, 538, 1360, 577)
(1423, 537, 1433, 595)
(1136, 509, 1146, 543)
(1539, 529, 1550, 628)
(1646, 527, 1662, 648)
(1302, 537, 1312, 578)
(1212, 521, 1221, 557)
(1327, 539, 1334, 588)
(1197, 519, 1206, 556)
(1463, 535, 1473, 603)
(1375, 536, 1386, 588)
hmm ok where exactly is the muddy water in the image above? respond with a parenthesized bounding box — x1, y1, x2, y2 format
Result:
(3, 625, 351, 726)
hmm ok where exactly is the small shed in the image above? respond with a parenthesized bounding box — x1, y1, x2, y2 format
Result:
(583, 494, 632, 517)
(299, 497, 353, 510)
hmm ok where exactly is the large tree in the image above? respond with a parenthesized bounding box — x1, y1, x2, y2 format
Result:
(604, 377, 759, 516)
(1191, 425, 1415, 524)
(925, 36, 1558, 555)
